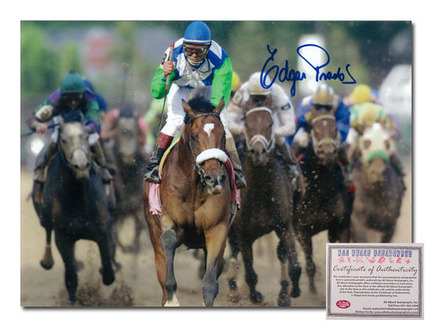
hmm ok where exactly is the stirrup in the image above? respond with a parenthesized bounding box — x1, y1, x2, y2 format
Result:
(144, 168, 161, 184)
(234, 171, 247, 189)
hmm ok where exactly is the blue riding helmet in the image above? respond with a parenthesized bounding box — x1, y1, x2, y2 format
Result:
(183, 21, 212, 45)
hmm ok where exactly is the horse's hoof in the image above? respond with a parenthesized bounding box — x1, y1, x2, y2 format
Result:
(250, 291, 264, 304)
(227, 290, 241, 303)
(291, 286, 301, 298)
(40, 260, 54, 270)
(101, 267, 115, 285)
(278, 293, 291, 307)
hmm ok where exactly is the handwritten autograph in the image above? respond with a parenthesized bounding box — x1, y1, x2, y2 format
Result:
(261, 44, 357, 97)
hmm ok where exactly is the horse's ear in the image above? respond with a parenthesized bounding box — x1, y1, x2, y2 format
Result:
(182, 99, 195, 119)
(214, 97, 225, 114)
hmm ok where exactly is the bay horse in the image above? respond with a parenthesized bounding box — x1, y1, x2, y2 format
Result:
(294, 107, 351, 294)
(226, 100, 302, 306)
(31, 110, 115, 304)
(143, 93, 234, 307)
(350, 123, 403, 242)
(110, 107, 146, 253)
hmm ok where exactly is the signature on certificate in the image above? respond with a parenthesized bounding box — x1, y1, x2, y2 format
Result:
(261, 44, 357, 97)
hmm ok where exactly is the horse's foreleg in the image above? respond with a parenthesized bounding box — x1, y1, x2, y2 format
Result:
(276, 228, 301, 305)
(226, 228, 241, 303)
(160, 229, 179, 306)
(202, 223, 228, 307)
(241, 239, 263, 304)
(55, 232, 78, 304)
(381, 224, 395, 243)
(40, 226, 54, 270)
(97, 234, 116, 286)
(297, 230, 316, 294)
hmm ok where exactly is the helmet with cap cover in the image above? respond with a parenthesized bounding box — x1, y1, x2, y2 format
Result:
(60, 72, 85, 95)
(247, 72, 272, 95)
(183, 21, 212, 45)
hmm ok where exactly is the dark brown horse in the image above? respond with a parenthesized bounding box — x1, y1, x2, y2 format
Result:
(226, 100, 302, 307)
(350, 123, 403, 242)
(143, 94, 234, 307)
(110, 107, 146, 254)
(294, 107, 351, 294)
(31, 110, 115, 304)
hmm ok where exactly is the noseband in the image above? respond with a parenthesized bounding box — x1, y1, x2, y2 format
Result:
(244, 107, 275, 152)
(57, 127, 90, 171)
(185, 112, 228, 186)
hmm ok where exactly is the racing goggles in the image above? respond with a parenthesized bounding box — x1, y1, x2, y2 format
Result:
(183, 45, 209, 56)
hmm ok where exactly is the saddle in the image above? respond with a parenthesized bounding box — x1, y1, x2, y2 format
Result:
(148, 138, 240, 216)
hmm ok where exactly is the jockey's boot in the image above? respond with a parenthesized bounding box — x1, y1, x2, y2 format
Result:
(143, 133, 173, 184)
(33, 141, 57, 204)
(92, 140, 113, 184)
(390, 153, 407, 194)
(226, 135, 247, 189)
(276, 142, 303, 194)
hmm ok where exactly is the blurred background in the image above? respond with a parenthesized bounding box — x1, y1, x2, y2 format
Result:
(20, 21, 412, 169)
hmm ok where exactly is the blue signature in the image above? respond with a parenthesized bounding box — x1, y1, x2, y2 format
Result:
(261, 44, 356, 97)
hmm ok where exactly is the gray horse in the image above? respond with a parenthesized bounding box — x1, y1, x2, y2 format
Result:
(31, 110, 115, 304)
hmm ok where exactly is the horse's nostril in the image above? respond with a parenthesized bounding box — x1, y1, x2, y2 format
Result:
(74, 164, 80, 169)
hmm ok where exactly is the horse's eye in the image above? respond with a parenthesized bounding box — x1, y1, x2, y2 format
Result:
(363, 139, 371, 149)
(61, 139, 66, 144)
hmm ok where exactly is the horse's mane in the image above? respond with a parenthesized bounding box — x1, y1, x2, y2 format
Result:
(184, 88, 215, 124)
(63, 110, 85, 123)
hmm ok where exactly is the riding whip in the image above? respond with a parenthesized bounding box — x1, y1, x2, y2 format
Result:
(21, 123, 60, 138)
(156, 42, 175, 134)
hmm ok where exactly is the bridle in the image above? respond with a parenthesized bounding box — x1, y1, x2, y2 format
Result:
(244, 107, 275, 152)
(184, 112, 228, 186)
(57, 124, 91, 171)
(310, 114, 339, 154)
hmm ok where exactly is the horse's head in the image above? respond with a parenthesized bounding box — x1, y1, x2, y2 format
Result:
(182, 96, 227, 195)
(310, 107, 340, 165)
(359, 122, 392, 184)
(58, 111, 91, 180)
(116, 115, 139, 166)
(243, 104, 274, 166)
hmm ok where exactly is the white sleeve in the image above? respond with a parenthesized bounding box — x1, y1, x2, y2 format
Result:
(271, 84, 295, 139)
(226, 88, 246, 136)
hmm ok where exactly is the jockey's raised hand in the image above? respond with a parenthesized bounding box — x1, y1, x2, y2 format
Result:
(163, 61, 175, 77)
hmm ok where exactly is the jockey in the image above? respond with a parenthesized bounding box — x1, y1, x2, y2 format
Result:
(291, 84, 353, 192)
(26, 71, 113, 201)
(226, 71, 301, 190)
(292, 84, 351, 147)
(349, 100, 406, 191)
(101, 105, 148, 158)
(143, 21, 246, 189)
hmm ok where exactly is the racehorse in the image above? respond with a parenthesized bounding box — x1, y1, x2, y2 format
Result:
(350, 123, 403, 242)
(110, 107, 146, 253)
(143, 92, 234, 307)
(294, 107, 351, 294)
(31, 110, 115, 304)
(226, 100, 302, 306)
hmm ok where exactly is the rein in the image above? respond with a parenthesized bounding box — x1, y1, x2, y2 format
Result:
(185, 112, 228, 186)
(244, 107, 275, 151)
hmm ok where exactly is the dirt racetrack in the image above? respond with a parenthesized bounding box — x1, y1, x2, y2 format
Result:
(20, 161, 412, 308)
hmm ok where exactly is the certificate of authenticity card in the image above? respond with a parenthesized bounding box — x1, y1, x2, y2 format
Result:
(326, 243, 423, 319)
